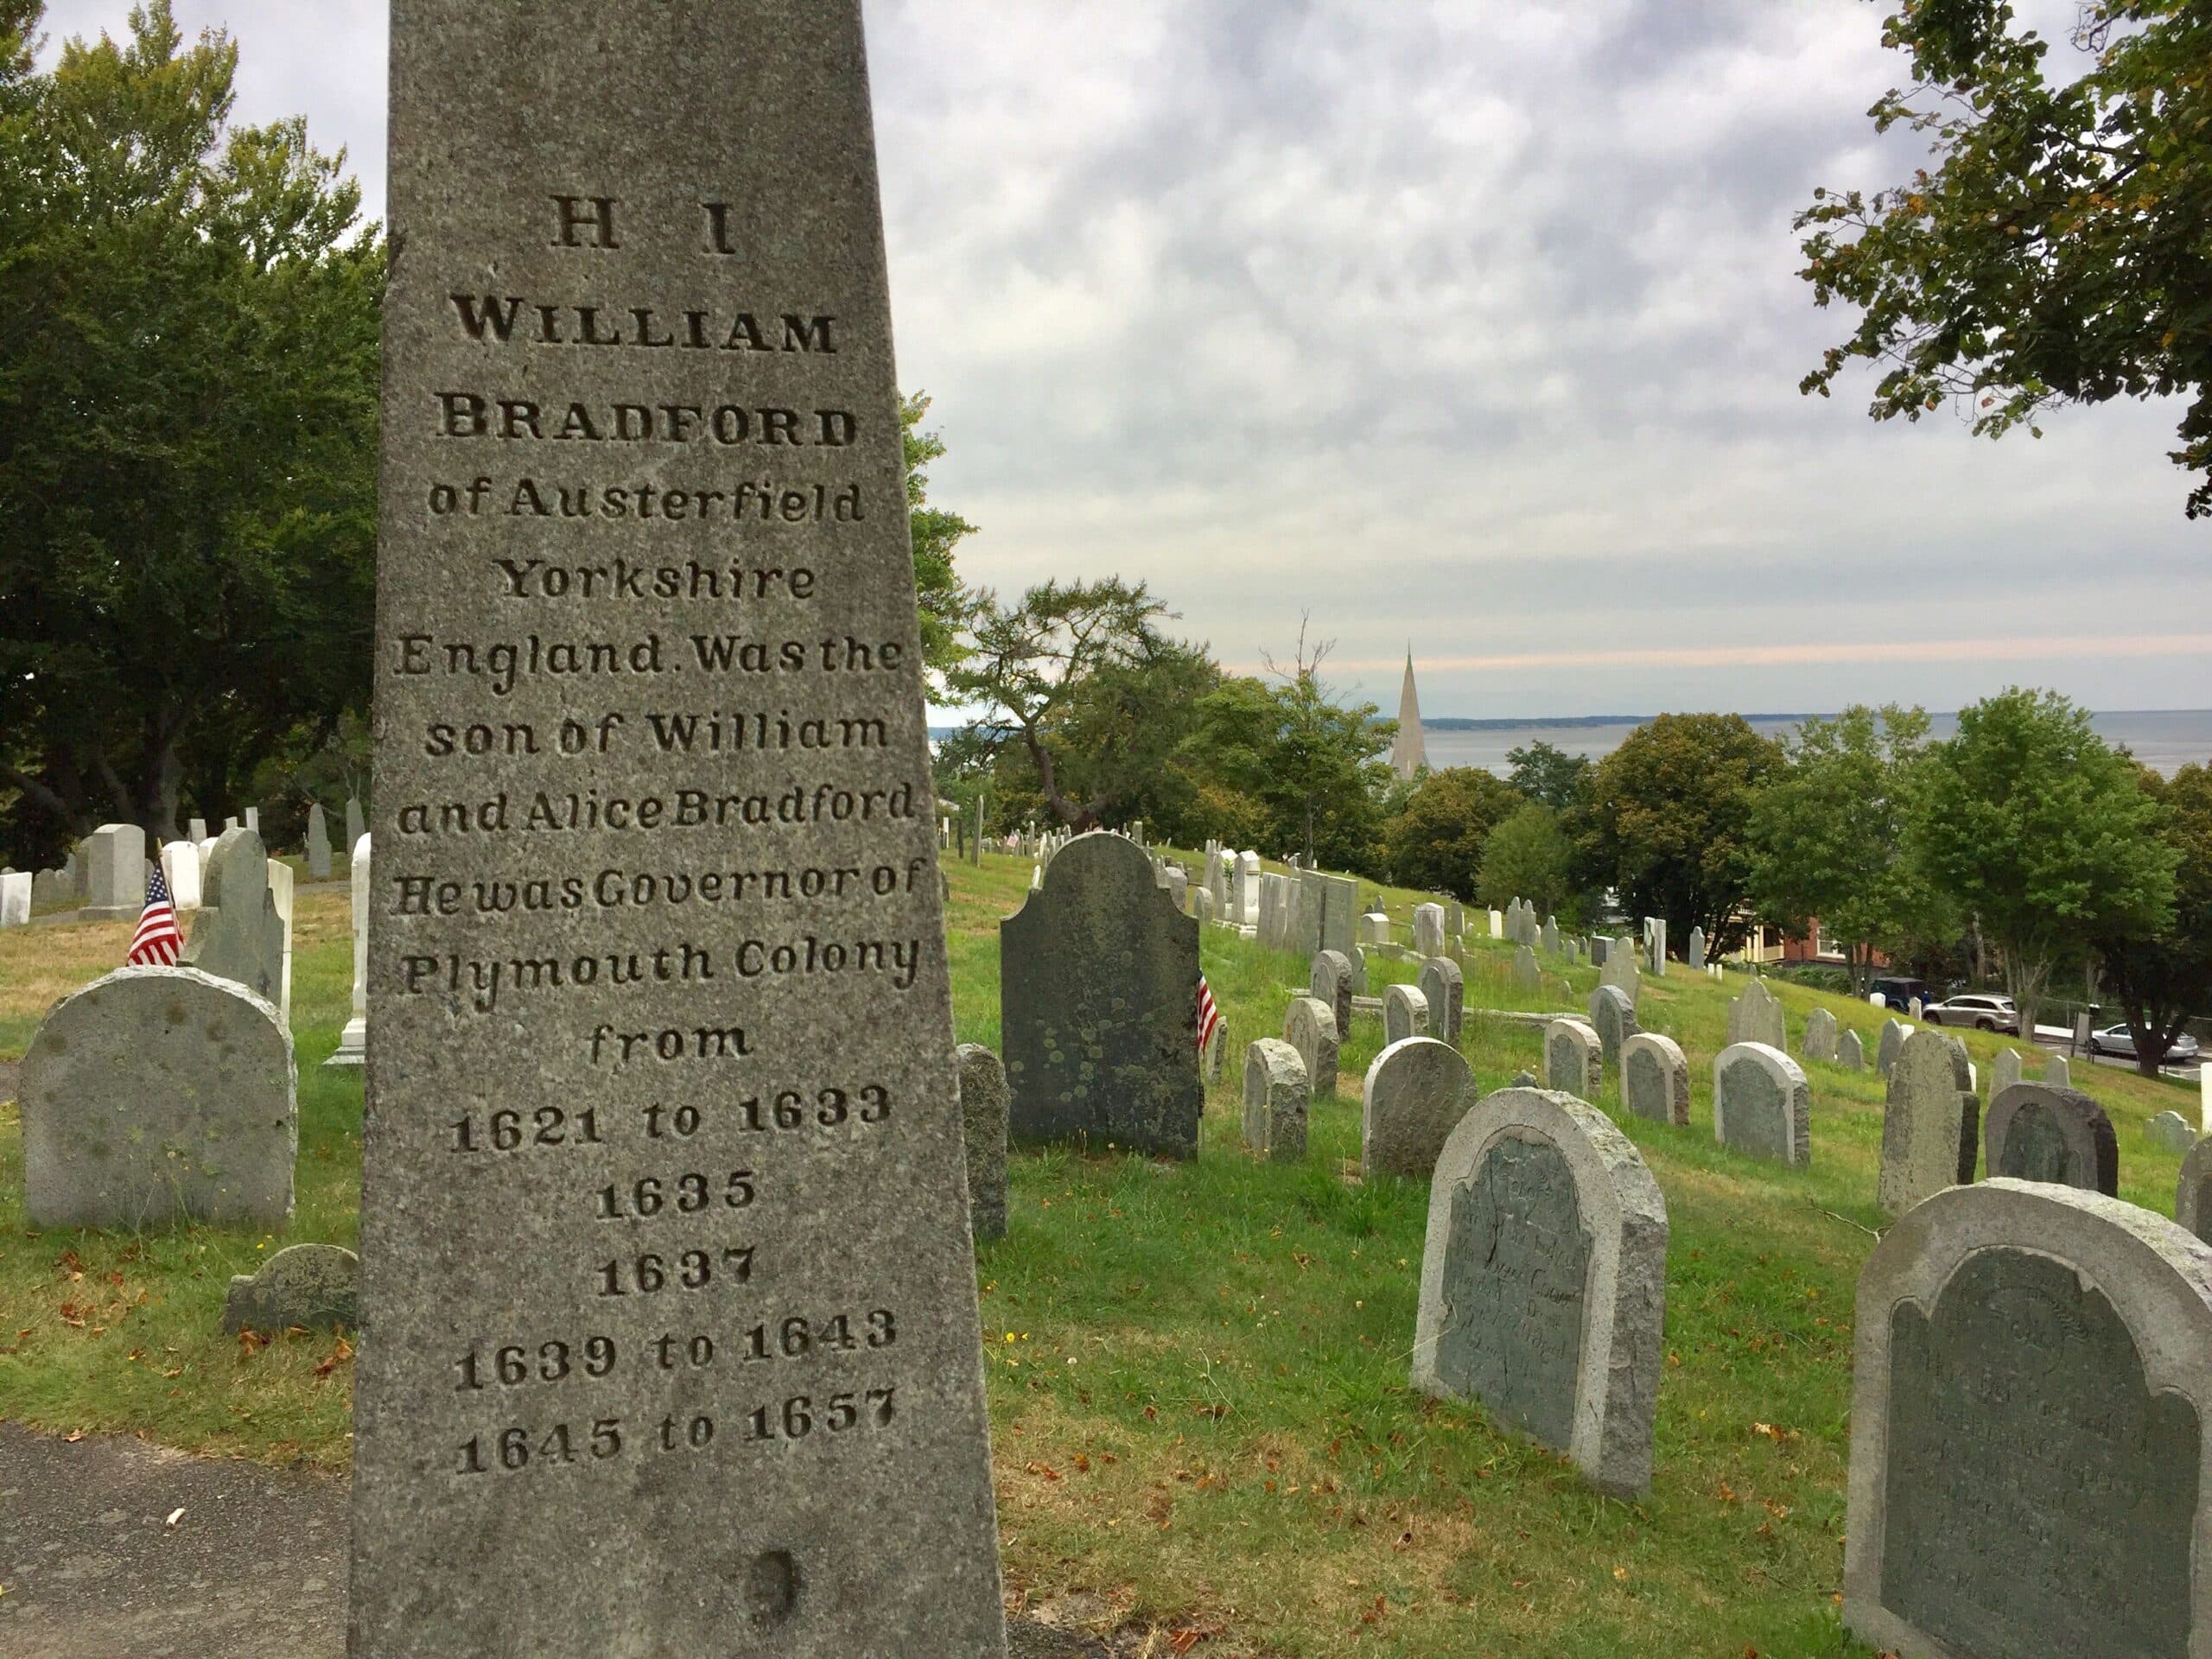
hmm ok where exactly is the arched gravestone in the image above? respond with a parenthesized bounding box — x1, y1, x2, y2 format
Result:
(1984, 1081, 2118, 1195)
(181, 827, 281, 1006)
(1713, 1042, 1811, 1166)
(1383, 982, 1429, 1046)
(1362, 1038, 1473, 1179)
(1283, 995, 1339, 1101)
(1417, 957, 1463, 1045)
(2151, 1109, 2198, 1155)
(1801, 1007, 1839, 1065)
(1620, 1032, 1690, 1127)
(1876, 1017, 1914, 1078)
(1413, 1087, 1669, 1497)
(1727, 976, 1787, 1051)
(1242, 1038, 1309, 1163)
(1588, 985, 1637, 1071)
(1845, 1180, 2212, 1657)
(1878, 1029, 1979, 1217)
(1511, 944, 1539, 992)
(1310, 950, 1354, 1040)
(957, 1044, 1010, 1243)
(1002, 830, 1205, 1159)
(21, 965, 296, 1228)
(1544, 1019, 1602, 1098)
(2180, 1138, 2212, 1246)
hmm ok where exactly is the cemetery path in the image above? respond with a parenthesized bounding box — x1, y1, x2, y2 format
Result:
(0, 1424, 1109, 1658)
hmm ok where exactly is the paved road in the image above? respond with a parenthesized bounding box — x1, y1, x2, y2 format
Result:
(0, 1424, 1109, 1658)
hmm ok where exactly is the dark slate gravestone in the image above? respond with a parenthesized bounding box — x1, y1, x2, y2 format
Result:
(957, 1044, 1009, 1243)
(1310, 950, 1354, 1040)
(1588, 985, 1637, 1071)
(1620, 1033, 1690, 1127)
(1544, 1019, 1602, 1098)
(1846, 1180, 2212, 1657)
(1713, 1043, 1810, 1166)
(1001, 831, 1202, 1159)
(354, 6, 1008, 1651)
(1984, 1081, 2119, 1195)
(1414, 1088, 1668, 1497)
(1361, 1037, 1473, 1179)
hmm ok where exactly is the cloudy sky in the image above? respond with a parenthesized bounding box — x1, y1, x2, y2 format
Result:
(39, 1, 2212, 719)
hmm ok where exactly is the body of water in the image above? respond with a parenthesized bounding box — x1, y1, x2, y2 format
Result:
(1420, 709, 2212, 779)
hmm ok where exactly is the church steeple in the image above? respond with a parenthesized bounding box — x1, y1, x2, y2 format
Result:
(1390, 649, 1427, 780)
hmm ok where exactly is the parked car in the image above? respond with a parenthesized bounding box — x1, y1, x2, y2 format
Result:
(1868, 976, 1935, 1010)
(2087, 1025, 2202, 1065)
(1920, 994, 2020, 1034)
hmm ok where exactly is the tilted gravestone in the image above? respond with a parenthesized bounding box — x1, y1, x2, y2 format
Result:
(1620, 1033, 1690, 1127)
(1838, 1028, 1866, 1071)
(1511, 944, 1540, 993)
(2178, 1138, 2212, 1245)
(1418, 957, 1463, 1045)
(2045, 1052, 2072, 1087)
(1242, 1039, 1309, 1163)
(1544, 1018, 1602, 1098)
(1310, 950, 1354, 1040)
(1844, 1180, 2212, 1657)
(1801, 1007, 1839, 1065)
(1284, 995, 1340, 1101)
(1383, 982, 1429, 1046)
(1362, 1037, 1473, 1179)
(957, 1044, 1010, 1243)
(225, 1243, 359, 1335)
(1992, 1046, 2024, 1096)
(181, 827, 282, 1006)
(1984, 1081, 2117, 1195)
(1877, 1029, 1978, 1217)
(22, 966, 296, 1228)
(1003, 832, 1203, 1159)
(1413, 1087, 1668, 1497)
(1727, 976, 1786, 1052)
(353, 10, 1009, 1649)
(1876, 1017, 1914, 1078)
(1587, 984, 1637, 1071)
(80, 822, 147, 917)
(306, 802, 334, 880)
(1713, 1042, 1811, 1166)
(1412, 903, 1446, 958)
(2149, 1109, 2198, 1155)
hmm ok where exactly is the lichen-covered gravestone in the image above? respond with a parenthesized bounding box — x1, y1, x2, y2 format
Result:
(1541, 915, 1560, 954)
(354, 9, 1009, 1649)
(225, 1243, 359, 1334)
(957, 1044, 1010, 1243)
(1412, 903, 1445, 958)
(1283, 995, 1340, 1101)
(1417, 957, 1463, 1045)
(1242, 1039, 1309, 1163)
(1845, 1180, 2212, 1657)
(22, 966, 296, 1228)
(1985, 1081, 2117, 1194)
(1512, 944, 1539, 993)
(1727, 976, 1786, 1051)
(306, 802, 334, 880)
(1713, 1043, 1811, 1166)
(181, 827, 281, 1006)
(1544, 1019, 1602, 1098)
(1801, 1007, 1839, 1065)
(1003, 831, 1204, 1158)
(1588, 984, 1637, 1071)
(1876, 1017, 1914, 1078)
(1362, 1038, 1473, 1179)
(1620, 1033, 1690, 1127)
(1877, 1029, 1978, 1217)
(1310, 950, 1354, 1040)
(2150, 1110, 2198, 1155)
(1413, 1087, 1668, 1497)
(1838, 1028, 1866, 1071)
(1992, 1047, 2024, 1096)
(1383, 982, 1430, 1046)
(2178, 1138, 2212, 1245)
(1686, 925, 1706, 971)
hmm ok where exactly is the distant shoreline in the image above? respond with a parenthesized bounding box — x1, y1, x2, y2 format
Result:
(1417, 709, 2212, 730)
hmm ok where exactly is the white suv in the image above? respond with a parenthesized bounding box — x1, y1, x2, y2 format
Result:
(1920, 994, 2020, 1034)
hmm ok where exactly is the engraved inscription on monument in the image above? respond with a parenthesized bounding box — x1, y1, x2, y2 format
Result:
(351, 6, 1006, 1655)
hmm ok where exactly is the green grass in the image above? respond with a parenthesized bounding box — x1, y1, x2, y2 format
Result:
(0, 849, 2199, 1654)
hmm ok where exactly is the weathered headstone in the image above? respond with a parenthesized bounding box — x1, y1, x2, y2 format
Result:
(2178, 1138, 2212, 1245)
(1300, 870, 1358, 957)
(1685, 925, 1706, 971)
(1235, 850, 1262, 926)
(188, 816, 209, 844)
(225, 1243, 359, 1335)
(265, 856, 295, 1016)
(1838, 1028, 1866, 1071)
(1801, 1006, 1839, 1065)
(353, 11, 1010, 1648)
(1512, 944, 1539, 993)
(1844, 1180, 2212, 1658)
(1242, 1039, 1309, 1163)
(1588, 934, 1607, 967)
(1310, 950, 1354, 1040)
(181, 828, 281, 1006)
(1544, 1018, 1602, 1098)
(1876, 1017, 1914, 1079)
(79, 822, 146, 917)
(1408, 902, 1440, 958)
(1360, 912, 1391, 947)
(1192, 885, 1217, 925)
(1647, 917, 1666, 973)
(159, 837, 202, 911)
(2045, 1052, 2072, 1087)
(1417, 957, 1464, 1046)
(1540, 915, 1560, 955)
(1620, 1033, 1690, 1126)
(1362, 1038, 1473, 1179)
(1003, 832, 1203, 1158)
(21, 966, 296, 1228)
(2150, 1109, 2198, 1154)
(1985, 1081, 2118, 1194)
(0, 869, 28, 928)
(1163, 865, 1188, 912)
(1992, 1047, 2024, 1096)
(1727, 976, 1787, 1052)
(957, 1044, 1010, 1244)
(1599, 938, 1640, 1003)
(1713, 1043, 1811, 1166)
(343, 797, 364, 853)
(1383, 982, 1430, 1046)
(243, 805, 259, 833)
(1488, 908, 1503, 940)
(1587, 984, 1638, 1071)
(326, 833, 371, 1071)
(305, 803, 333, 880)
(1413, 1087, 1668, 1497)
(1283, 995, 1340, 1102)
(1877, 1029, 1978, 1216)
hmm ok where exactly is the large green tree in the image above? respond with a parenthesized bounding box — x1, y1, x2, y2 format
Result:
(1748, 705, 1951, 991)
(1913, 688, 2175, 1041)
(2094, 761, 2212, 1074)
(1575, 713, 1784, 953)
(1506, 740, 1593, 811)
(0, 3, 382, 857)
(1477, 801, 1583, 925)
(899, 391, 979, 678)
(1798, 0, 2212, 516)
(1381, 767, 1524, 898)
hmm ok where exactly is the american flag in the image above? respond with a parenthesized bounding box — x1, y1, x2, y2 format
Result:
(1196, 973, 1221, 1053)
(128, 864, 184, 966)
